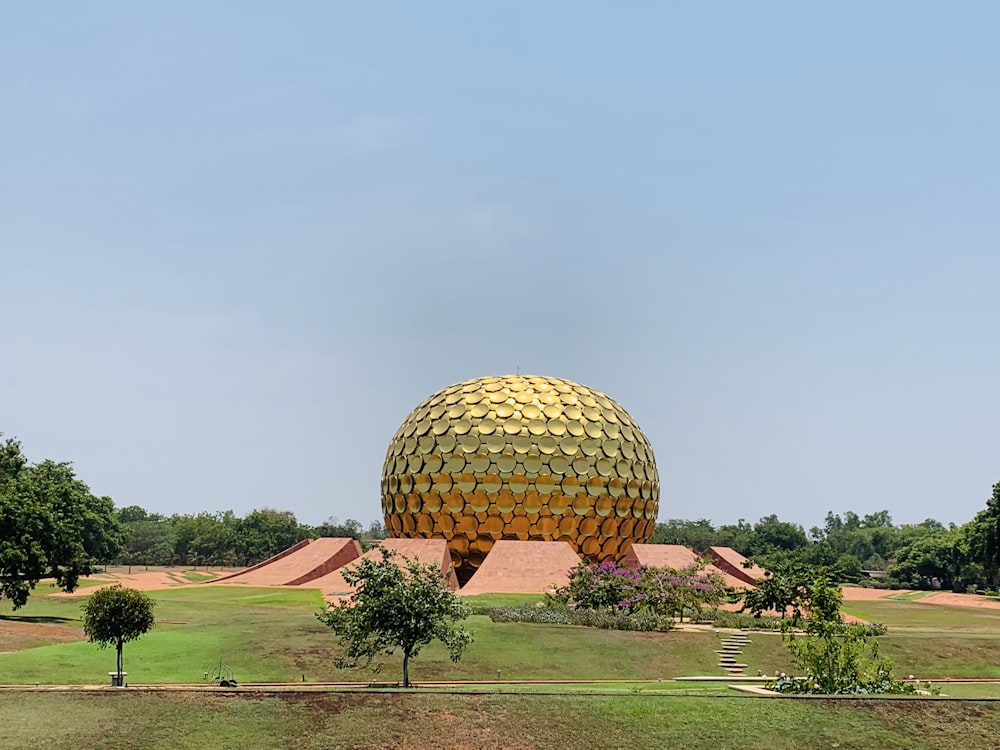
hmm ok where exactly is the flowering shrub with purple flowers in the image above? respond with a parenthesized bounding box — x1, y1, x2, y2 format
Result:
(549, 559, 729, 621)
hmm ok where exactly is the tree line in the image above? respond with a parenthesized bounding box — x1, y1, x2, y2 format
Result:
(652, 482, 1000, 591)
(117, 506, 386, 569)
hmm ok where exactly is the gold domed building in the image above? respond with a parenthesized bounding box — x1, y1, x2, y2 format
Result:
(381, 375, 660, 583)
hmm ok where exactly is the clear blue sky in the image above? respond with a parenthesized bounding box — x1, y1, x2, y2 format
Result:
(3, 3, 998, 531)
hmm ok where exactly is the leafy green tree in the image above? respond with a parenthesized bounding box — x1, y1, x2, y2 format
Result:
(234, 508, 306, 565)
(0, 436, 122, 607)
(969, 482, 1000, 582)
(770, 573, 906, 695)
(122, 520, 176, 568)
(82, 584, 156, 684)
(317, 550, 472, 687)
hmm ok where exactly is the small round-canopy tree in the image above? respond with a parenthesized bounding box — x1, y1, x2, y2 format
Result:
(317, 549, 472, 687)
(82, 584, 156, 684)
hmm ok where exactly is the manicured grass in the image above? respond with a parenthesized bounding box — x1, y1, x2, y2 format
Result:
(0, 587, 727, 685)
(1, 692, 999, 750)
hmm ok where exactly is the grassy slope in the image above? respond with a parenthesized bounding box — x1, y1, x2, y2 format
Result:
(0, 692, 998, 750)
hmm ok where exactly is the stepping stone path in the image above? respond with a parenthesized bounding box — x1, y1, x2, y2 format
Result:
(715, 631, 751, 675)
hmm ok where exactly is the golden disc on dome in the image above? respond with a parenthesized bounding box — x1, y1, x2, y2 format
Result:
(509, 474, 529, 494)
(584, 421, 604, 440)
(526, 418, 547, 436)
(596, 457, 614, 477)
(563, 404, 582, 421)
(502, 417, 523, 435)
(387, 475, 399, 494)
(549, 455, 569, 475)
(416, 514, 434, 534)
(480, 474, 502, 493)
(414, 473, 432, 493)
(601, 537, 619, 557)
(422, 491, 442, 513)
(496, 453, 517, 473)
(488, 390, 509, 404)
(566, 420, 585, 437)
(406, 454, 423, 474)
(437, 434, 457, 454)
(470, 453, 490, 473)
(604, 422, 621, 440)
(483, 380, 504, 392)
(456, 472, 476, 493)
(579, 517, 599, 536)
(538, 435, 558, 454)
(561, 476, 581, 496)
(399, 474, 414, 494)
(470, 402, 489, 418)
(523, 492, 542, 513)
(537, 516, 556, 535)
(521, 404, 541, 420)
(558, 515, 578, 535)
(626, 479, 641, 499)
(547, 419, 567, 436)
(459, 433, 481, 453)
(495, 491, 516, 514)
(394, 494, 406, 513)
(401, 514, 416, 534)
(511, 434, 532, 453)
(595, 495, 613, 516)
(588, 477, 607, 499)
(469, 492, 490, 513)
(485, 434, 506, 453)
(572, 495, 591, 515)
(602, 439, 620, 458)
(424, 454, 443, 474)
(418, 435, 436, 453)
(535, 474, 556, 494)
(510, 516, 530, 534)
(542, 403, 562, 418)
(432, 420, 450, 436)
(496, 403, 515, 419)
(523, 454, 543, 475)
(478, 418, 497, 435)
(450, 535, 469, 554)
(452, 418, 472, 436)
(484, 516, 504, 535)
(614, 497, 631, 518)
(640, 480, 652, 500)
(559, 437, 580, 455)
(619, 517, 635, 537)
(403, 436, 417, 455)
(616, 459, 632, 477)
(573, 455, 591, 475)
(457, 514, 477, 535)
(580, 438, 599, 457)
(581, 537, 600, 556)
(429, 404, 447, 420)
(620, 424, 635, 442)
(548, 492, 568, 515)
(514, 389, 533, 403)
(620, 441, 635, 460)
(583, 405, 601, 422)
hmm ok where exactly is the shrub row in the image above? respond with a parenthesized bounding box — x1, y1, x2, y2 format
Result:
(487, 606, 674, 632)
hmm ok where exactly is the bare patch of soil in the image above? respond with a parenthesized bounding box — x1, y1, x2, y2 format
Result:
(0, 619, 83, 652)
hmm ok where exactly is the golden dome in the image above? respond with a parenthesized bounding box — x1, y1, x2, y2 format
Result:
(381, 374, 660, 583)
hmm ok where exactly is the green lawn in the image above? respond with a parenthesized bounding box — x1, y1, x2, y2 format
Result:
(0, 692, 998, 750)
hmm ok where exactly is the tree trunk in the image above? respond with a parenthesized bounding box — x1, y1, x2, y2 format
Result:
(117, 639, 123, 680)
(402, 651, 410, 688)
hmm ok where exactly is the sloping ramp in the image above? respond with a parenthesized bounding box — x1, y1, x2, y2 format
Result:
(622, 543, 701, 569)
(211, 538, 361, 587)
(305, 538, 458, 604)
(705, 546, 767, 587)
(623, 544, 752, 589)
(458, 540, 582, 596)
